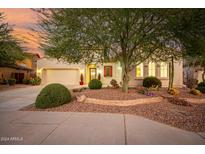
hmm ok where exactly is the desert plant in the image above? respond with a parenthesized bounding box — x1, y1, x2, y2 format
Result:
(30, 77, 41, 85)
(35, 83, 71, 109)
(190, 89, 201, 95)
(8, 78, 16, 85)
(110, 79, 120, 88)
(143, 76, 162, 89)
(88, 79, 102, 89)
(168, 88, 180, 96)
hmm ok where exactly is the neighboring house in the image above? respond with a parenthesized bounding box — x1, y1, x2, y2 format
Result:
(37, 57, 183, 87)
(0, 53, 40, 83)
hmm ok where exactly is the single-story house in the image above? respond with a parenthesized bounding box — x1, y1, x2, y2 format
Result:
(37, 57, 183, 87)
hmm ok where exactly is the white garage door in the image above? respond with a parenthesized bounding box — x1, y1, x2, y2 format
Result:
(45, 69, 79, 85)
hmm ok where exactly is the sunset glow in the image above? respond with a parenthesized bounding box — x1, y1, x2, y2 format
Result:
(0, 8, 43, 57)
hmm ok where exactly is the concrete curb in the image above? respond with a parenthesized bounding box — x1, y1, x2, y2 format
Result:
(182, 98, 205, 104)
(82, 96, 163, 106)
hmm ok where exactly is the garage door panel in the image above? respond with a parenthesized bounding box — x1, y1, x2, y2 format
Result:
(45, 69, 79, 85)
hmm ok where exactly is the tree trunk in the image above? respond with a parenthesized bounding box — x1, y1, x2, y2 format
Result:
(122, 73, 129, 93)
(121, 61, 129, 93)
(168, 57, 174, 91)
(202, 67, 205, 82)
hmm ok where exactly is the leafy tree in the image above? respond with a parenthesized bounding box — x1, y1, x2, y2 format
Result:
(37, 9, 174, 92)
(0, 12, 25, 67)
(152, 9, 205, 90)
(37, 9, 205, 92)
(168, 9, 205, 83)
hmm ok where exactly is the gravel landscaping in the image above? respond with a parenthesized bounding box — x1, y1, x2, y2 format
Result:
(22, 98, 205, 132)
(72, 87, 205, 100)
(21, 88, 205, 132)
(74, 88, 155, 100)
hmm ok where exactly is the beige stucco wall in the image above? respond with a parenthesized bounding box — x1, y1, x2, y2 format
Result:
(97, 62, 122, 86)
(196, 71, 203, 83)
(37, 57, 183, 88)
(37, 58, 86, 85)
(128, 61, 183, 87)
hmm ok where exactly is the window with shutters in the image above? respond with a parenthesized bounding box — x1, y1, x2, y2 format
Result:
(104, 66, 112, 77)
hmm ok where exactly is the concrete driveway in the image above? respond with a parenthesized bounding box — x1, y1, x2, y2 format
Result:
(0, 86, 43, 111)
(0, 111, 204, 145)
(0, 84, 82, 111)
(0, 86, 204, 145)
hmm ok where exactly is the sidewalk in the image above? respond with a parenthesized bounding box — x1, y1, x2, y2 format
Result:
(0, 111, 204, 145)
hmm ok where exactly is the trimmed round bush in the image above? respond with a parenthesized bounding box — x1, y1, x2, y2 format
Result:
(197, 82, 205, 87)
(196, 87, 205, 94)
(88, 79, 102, 89)
(196, 82, 205, 94)
(35, 83, 71, 109)
(143, 76, 162, 89)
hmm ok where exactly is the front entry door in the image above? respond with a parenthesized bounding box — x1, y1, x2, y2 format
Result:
(90, 68, 96, 81)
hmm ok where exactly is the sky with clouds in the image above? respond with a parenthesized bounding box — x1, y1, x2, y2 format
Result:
(0, 8, 43, 57)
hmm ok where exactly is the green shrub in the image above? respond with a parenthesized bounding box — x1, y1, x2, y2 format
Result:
(190, 88, 201, 95)
(196, 86, 205, 94)
(143, 76, 162, 89)
(35, 83, 71, 109)
(196, 82, 205, 94)
(8, 78, 16, 85)
(22, 78, 30, 84)
(197, 82, 205, 87)
(88, 79, 102, 89)
(30, 77, 41, 85)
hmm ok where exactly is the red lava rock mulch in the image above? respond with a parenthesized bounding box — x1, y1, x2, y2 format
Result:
(22, 98, 205, 132)
(74, 88, 152, 100)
